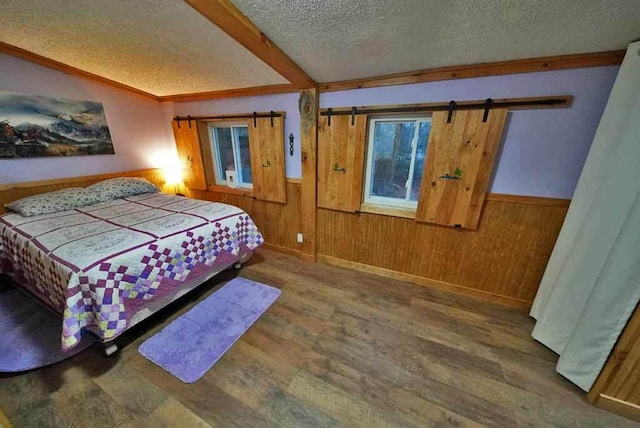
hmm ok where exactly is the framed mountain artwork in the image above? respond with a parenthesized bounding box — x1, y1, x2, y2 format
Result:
(0, 90, 115, 158)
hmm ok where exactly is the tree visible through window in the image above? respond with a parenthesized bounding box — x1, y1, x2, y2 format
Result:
(208, 123, 252, 187)
(364, 116, 431, 209)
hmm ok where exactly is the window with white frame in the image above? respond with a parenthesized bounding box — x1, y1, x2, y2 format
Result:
(208, 123, 252, 188)
(364, 116, 432, 209)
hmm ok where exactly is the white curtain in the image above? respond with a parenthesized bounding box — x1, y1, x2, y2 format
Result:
(530, 41, 640, 392)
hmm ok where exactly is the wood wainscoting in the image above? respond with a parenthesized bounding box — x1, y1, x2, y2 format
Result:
(1, 169, 565, 306)
(317, 195, 569, 306)
(184, 180, 302, 254)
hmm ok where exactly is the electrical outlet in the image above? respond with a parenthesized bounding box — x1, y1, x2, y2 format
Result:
(297, 233, 303, 243)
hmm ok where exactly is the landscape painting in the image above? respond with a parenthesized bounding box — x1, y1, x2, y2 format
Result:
(0, 90, 114, 158)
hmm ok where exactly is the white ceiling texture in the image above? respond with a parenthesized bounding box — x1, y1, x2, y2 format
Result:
(0, 0, 288, 96)
(0, 0, 638, 95)
(232, 0, 640, 83)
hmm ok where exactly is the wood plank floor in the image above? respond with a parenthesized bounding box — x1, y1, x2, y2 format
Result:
(0, 249, 636, 427)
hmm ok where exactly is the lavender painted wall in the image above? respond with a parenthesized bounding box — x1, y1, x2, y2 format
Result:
(1, 50, 615, 198)
(167, 93, 301, 178)
(321, 67, 619, 199)
(0, 53, 174, 184)
(167, 67, 617, 198)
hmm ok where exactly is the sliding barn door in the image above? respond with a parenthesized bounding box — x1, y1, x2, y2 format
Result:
(172, 120, 207, 190)
(415, 108, 507, 228)
(248, 117, 286, 203)
(317, 114, 367, 212)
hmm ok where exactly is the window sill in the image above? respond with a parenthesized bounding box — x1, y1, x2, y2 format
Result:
(360, 203, 416, 219)
(207, 185, 254, 197)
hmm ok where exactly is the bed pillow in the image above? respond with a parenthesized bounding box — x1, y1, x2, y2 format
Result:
(5, 187, 103, 217)
(86, 177, 160, 202)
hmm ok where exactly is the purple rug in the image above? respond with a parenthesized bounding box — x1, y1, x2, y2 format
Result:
(0, 288, 95, 372)
(138, 277, 280, 383)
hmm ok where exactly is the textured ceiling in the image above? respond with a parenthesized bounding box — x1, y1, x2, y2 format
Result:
(0, 0, 288, 96)
(232, 0, 640, 82)
(1, 0, 638, 94)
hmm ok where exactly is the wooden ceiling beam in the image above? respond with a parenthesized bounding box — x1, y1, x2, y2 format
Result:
(0, 41, 160, 101)
(319, 50, 626, 93)
(183, 0, 316, 89)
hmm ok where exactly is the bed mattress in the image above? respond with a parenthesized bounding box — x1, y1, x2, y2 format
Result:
(0, 193, 263, 350)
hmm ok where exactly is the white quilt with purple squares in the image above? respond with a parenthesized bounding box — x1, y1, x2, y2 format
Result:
(0, 193, 263, 350)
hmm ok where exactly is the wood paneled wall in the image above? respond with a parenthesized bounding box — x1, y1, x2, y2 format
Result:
(589, 303, 640, 422)
(317, 196, 568, 305)
(0, 169, 168, 215)
(185, 181, 302, 253)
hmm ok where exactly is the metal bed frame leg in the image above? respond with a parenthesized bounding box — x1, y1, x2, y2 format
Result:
(103, 342, 119, 357)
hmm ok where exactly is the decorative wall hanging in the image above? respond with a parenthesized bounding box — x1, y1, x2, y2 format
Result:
(0, 90, 114, 159)
(298, 90, 316, 136)
(289, 133, 294, 156)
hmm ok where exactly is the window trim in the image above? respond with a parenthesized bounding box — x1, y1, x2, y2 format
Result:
(363, 115, 431, 210)
(208, 122, 253, 189)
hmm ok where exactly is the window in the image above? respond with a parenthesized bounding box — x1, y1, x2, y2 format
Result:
(364, 116, 432, 210)
(208, 123, 252, 188)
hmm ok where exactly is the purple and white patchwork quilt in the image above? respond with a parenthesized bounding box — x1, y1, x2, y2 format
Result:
(0, 193, 263, 350)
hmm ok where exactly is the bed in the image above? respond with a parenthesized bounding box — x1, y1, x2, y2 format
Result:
(0, 192, 263, 352)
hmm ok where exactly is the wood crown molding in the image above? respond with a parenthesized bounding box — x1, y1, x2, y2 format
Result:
(0, 39, 622, 103)
(319, 50, 625, 93)
(183, 0, 316, 89)
(0, 41, 160, 101)
(158, 84, 298, 102)
(0, 39, 297, 102)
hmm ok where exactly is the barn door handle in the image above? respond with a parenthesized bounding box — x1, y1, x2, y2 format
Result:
(333, 162, 346, 173)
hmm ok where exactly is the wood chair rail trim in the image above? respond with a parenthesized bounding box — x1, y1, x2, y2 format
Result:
(0, 172, 570, 208)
